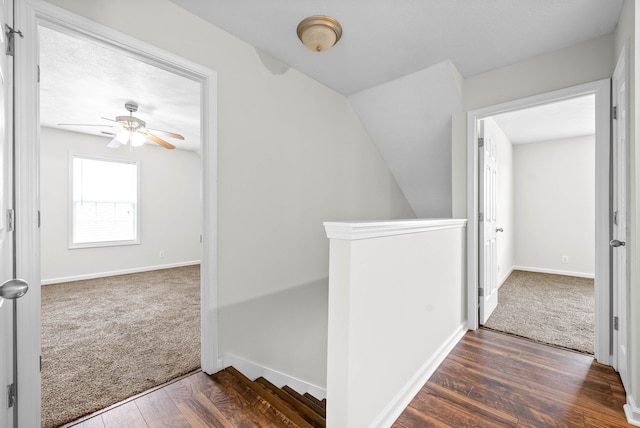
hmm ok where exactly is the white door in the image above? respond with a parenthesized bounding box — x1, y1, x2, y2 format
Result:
(1, 0, 19, 427)
(612, 43, 629, 390)
(478, 120, 499, 323)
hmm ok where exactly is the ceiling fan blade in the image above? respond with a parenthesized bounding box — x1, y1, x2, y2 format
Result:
(145, 132, 175, 150)
(146, 127, 185, 140)
(100, 117, 116, 122)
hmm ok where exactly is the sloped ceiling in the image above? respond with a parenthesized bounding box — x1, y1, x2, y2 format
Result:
(40, 2, 622, 216)
(167, 0, 621, 217)
(350, 61, 463, 217)
(169, 0, 622, 95)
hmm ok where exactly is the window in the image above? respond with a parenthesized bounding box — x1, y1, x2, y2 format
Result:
(71, 155, 139, 248)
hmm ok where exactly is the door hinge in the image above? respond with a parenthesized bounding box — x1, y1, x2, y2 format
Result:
(37, 65, 40, 83)
(613, 105, 618, 120)
(614, 210, 619, 226)
(38, 210, 41, 228)
(478, 212, 484, 222)
(478, 137, 484, 148)
(614, 316, 619, 331)
(6, 209, 14, 232)
(5, 24, 23, 57)
(7, 383, 15, 408)
(478, 287, 484, 297)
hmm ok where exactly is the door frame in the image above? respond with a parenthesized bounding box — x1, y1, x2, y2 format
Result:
(466, 79, 611, 364)
(14, 0, 219, 425)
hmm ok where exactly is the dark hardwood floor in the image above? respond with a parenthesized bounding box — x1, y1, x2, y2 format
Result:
(67, 328, 631, 427)
(394, 329, 631, 427)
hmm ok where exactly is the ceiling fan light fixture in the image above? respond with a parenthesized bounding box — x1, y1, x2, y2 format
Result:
(297, 15, 342, 52)
(131, 132, 147, 146)
(107, 137, 121, 149)
(115, 130, 130, 144)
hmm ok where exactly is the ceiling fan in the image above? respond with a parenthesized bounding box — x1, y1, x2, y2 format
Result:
(59, 101, 184, 150)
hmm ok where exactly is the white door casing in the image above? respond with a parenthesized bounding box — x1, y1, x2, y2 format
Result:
(467, 79, 611, 364)
(12, 0, 220, 425)
(612, 41, 629, 390)
(0, 0, 14, 426)
(478, 120, 499, 324)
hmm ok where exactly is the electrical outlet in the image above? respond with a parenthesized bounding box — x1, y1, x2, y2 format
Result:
(159, 251, 165, 258)
(562, 255, 569, 264)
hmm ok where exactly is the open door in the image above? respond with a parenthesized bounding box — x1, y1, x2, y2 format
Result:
(611, 42, 629, 390)
(1, 1, 29, 427)
(0, 0, 12, 420)
(478, 119, 499, 323)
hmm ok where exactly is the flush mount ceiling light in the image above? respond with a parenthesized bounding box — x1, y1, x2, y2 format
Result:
(297, 15, 343, 52)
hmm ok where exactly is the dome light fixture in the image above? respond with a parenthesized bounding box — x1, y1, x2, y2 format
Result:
(297, 15, 343, 52)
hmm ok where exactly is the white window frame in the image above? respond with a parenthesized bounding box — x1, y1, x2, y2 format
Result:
(69, 153, 141, 249)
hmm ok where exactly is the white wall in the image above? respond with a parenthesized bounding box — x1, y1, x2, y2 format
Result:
(324, 220, 467, 427)
(484, 118, 514, 284)
(513, 135, 596, 277)
(43, 0, 416, 389)
(40, 127, 202, 283)
(452, 34, 615, 217)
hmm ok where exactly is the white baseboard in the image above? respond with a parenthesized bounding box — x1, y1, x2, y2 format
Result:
(498, 266, 515, 289)
(220, 354, 327, 400)
(41, 261, 201, 285)
(625, 395, 640, 426)
(368, 323, 467, 428)
(513, 265, 595, 279)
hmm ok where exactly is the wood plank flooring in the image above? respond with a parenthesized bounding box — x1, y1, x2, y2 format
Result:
(394, 329, 631, 427)
(67, 328, 631, 427)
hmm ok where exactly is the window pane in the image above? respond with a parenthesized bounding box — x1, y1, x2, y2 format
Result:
(72, 156, 138, 245)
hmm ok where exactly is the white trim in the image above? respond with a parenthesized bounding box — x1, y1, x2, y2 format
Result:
(41, 261, 201, 285)
(625, 395, 640, 426)
(497, 266, 515, 288)
(14, 1, 219, 425)
(324, 218, 467, 240)
(68, 153, 141, 249)
(512, 266, 595, 279)
(220, 354, 327, 400)
(368, 324, 466, 428)
(466, 79, 611, 365)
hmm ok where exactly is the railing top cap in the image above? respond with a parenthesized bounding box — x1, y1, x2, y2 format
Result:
(323, 218, 467, 241)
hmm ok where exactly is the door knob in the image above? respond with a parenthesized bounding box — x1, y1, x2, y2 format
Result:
(610, 239, 626, 248)
(496, 228, 504, 232)
(0, 278, 28, 299)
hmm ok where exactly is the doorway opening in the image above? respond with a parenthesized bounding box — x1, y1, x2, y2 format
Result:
(10, 0, 220, 423)
(38, 24, 204, 427)
(466, 79, 611, 365)
(478, 95, 596, 354)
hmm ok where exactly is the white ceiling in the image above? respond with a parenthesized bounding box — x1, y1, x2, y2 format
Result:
(492, 95, 596, 145)
(170, 0, 623, 95)
(39, 26, 201, 152)
(38, 1, 618, 215)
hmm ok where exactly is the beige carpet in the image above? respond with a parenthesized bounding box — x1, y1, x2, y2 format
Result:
(41, 265, 201, 428)
(484, 270, 594, 354)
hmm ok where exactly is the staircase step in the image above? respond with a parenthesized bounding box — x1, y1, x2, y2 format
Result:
(215, 370, 301, 427)
(283, 385, 326, 419)
(256, 377, 326, 428)
(303, 393, 326, 411)
(225, 367, 315, 428)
